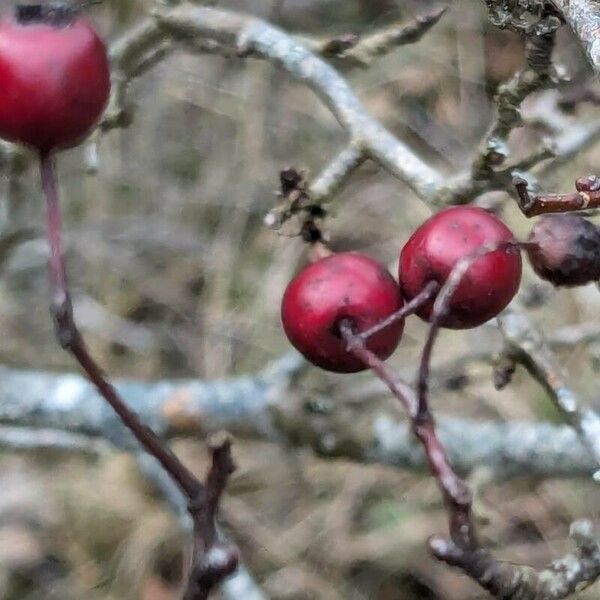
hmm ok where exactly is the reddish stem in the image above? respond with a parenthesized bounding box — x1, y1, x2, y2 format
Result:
(340, 320, 476, 550)
(513, 175, 600, 217)
(40, 152, 240, 598)
(39, 151, 201, 499)
(416, 241, 521, 417)
(357, 280, 440, 342)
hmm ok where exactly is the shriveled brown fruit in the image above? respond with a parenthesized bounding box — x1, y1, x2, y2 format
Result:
(527, 214, 600, 287)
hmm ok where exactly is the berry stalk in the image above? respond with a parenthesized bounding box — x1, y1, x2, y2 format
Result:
(417, 241, 520, 416)
(340, 319, 476, 551)
(357, 280, 440, 342)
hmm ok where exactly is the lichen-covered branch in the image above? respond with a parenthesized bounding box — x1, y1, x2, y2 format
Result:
(0, 358, 597, 479)
(472, 31, 557, 180)
(483, 0, 562, 35)
(156, 4, 444, 201)
(431, 519, 600, 600)
(308, 145, 366, 203)
(552, 0, 600, 76)
(436, 25, 559, 205)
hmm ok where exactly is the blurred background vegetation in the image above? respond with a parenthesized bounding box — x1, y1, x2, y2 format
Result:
(0, 0, 599, 598)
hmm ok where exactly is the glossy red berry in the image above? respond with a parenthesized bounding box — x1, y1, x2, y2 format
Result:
(0, 3, 110, 153)
(399, 206, 522, 329)
(527, 214, 600, 287)
(281, 252, 404, 373)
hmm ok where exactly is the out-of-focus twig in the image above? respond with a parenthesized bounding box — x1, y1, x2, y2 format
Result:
(305, 5, 448, 68)
(0, 357, 597, 479)
(498, 303, 600, 474)
(551, 0, 600, 76)
(432, 519, 600, 600)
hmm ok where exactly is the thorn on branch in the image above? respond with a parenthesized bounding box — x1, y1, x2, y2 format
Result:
(493, 354, 517, 390)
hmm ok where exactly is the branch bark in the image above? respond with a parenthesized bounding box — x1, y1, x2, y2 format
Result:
(0, 359, 597, 480)
(552, 0, 600, 75)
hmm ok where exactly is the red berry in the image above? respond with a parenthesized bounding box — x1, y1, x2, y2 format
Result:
(0, 3, 110, 153)
(399, 206, 522, 329)
(527, 214, 600, 287)
(281, 252, 404, 373)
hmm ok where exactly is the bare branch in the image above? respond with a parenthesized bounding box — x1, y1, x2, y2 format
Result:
(513, 174, 600, 216)
(0, 425, 111, 455)
(0, 359, 596, 479)
(431, 520, 600, 600)
(498, 303, 600, 473)
(436, 28, 559, 205)
(308, 145, 366, 203)
(552, 0, 600, 76)
(39, 151, 241, 598)
(340, 320, 477, 552)
(306, 5, 448, 68)
(472, 31, 557, 180)
(184, 434, 238, 600)
(156, 5, 445, 200)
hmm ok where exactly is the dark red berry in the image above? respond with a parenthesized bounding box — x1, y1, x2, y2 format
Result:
(399, 206, 522, 329)
(527, 214, 600, 287)
(0, 3, 110, 153)
(281, 252, 404, 373)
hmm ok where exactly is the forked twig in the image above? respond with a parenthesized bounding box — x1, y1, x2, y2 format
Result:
(39, 152, 236, 599)
(340, 319, 477, 553)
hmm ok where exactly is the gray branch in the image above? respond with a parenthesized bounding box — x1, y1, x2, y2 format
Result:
(305, 6, 448, 69)
(552, 0, 600, 75)
(498, 304, 600, 473)
(156, 5, 444, 200)
(431, 519, 600, 600)
(0, 353, 596, 480)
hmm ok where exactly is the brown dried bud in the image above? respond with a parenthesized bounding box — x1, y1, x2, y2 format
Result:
(526, 214, 600, 287)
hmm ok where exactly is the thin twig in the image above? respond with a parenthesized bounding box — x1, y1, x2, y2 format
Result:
(40, 152, 201, 499)
(39, 152, 236, 599)
(416, 241, 520, 415)
(340, 320, 476, 552)
(307, 5, 448, 68)
(357, 280, 439, 342)
(184, 434, 239, 600)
